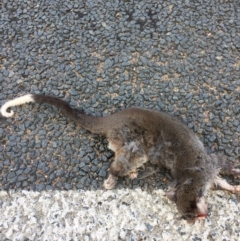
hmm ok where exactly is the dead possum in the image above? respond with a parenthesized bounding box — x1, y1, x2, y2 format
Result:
(1, 94, 240, 222)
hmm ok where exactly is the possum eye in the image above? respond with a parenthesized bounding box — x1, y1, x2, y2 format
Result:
(190, 200, 197, 209)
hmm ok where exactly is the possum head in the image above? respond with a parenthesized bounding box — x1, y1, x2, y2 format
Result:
(167, 178, 208, 222)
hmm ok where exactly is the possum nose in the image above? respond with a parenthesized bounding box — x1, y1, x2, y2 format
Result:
(197, 213, 207, 218)
(196, 197, 208, 218)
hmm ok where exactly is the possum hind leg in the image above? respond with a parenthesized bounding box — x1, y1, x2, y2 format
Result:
(103, 144, 136, 190)
(213, 177, 240, 193)
(210, 154, 240, 193)
(211, 154, 240, 178)
(103, 171, 119, 190)
(216, 161, 240, 193)
(103, 140, 148, 189)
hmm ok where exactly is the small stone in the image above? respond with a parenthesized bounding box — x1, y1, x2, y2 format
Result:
(237, 126, 240, 132)
(42, 140, 48, 148)
(99, 169, 107, 177)
(8, 71, 14, 77)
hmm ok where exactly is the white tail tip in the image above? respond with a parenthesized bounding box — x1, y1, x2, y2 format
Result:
(1, 109, 14, 117)
(1, 94, 34, 117)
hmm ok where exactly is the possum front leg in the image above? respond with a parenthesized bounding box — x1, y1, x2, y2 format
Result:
(213, 177, 240, 193)
(210, 154, 240, 193)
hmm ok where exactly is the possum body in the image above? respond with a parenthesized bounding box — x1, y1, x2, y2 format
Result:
(1, 94, 240, 222)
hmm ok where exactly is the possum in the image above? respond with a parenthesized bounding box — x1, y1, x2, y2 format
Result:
(1, 93, 240, 222)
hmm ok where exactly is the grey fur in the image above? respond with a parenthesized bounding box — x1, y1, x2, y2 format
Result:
(1, 94, 240, 222)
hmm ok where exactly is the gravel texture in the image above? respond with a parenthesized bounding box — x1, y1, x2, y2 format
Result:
(0, 189, 240, 241)
(0, 0, 240, 239)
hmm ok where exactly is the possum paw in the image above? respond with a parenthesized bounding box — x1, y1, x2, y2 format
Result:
(129, 172, 138, 179)
(103, 174, 118, 189)
(232, 185, 240, 193)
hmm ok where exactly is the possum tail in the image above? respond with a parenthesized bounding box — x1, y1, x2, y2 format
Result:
(0, 94, 106, 135)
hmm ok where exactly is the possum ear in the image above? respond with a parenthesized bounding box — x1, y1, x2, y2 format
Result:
(166, 187, 177, 202)
(127, 141, 139, 153)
